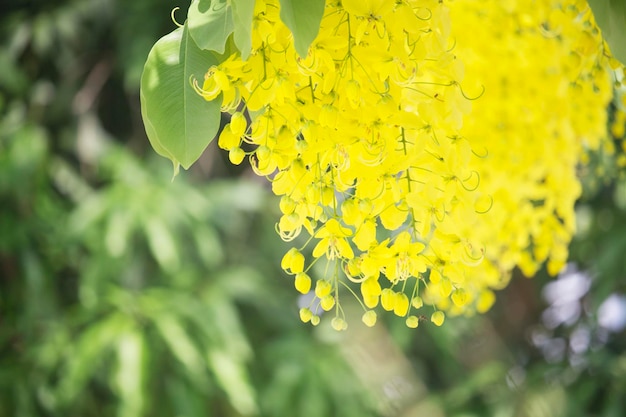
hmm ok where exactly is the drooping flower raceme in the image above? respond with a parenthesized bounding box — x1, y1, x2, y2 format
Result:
(196, 0, 615, 329)
(431, 0, 616, 316)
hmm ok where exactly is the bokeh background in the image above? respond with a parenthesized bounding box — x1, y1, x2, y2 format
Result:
(1, 0, 625, 416)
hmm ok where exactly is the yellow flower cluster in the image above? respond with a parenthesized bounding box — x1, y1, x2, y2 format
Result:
(197, 0, 614, 329)
(447, 0, 614, 293)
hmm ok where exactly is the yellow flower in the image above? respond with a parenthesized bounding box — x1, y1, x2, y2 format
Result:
(380, 288, 396, 311)
(431, 311, 445, 327)
(384, 231, 427, 282)
(314, 279, 332, 298)
(200, 67, 230, 101)
(342, 0, 393, 19)
(312, 219, 354, 260)
(294, 272, 311, 294)
(299, 307, 313, 323)
(281, 248, 305, 274)
(218, 128, 240, 150)
(191, 0, 614, 330)
(405, 316, 419, 328)
(229, 112, 247, 137)
(331, 317, 348, 331)
(320, 295, 335, 311)
(362, 310, 377, 327)
(353, 219, 377, 251)
(228, 148, 245, 165)
(393, 293, 410, 317)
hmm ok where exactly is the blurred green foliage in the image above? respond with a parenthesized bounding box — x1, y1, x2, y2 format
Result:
(1, 1, 625, 417)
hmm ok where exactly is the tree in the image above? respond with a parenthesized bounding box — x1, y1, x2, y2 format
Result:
(2, 1, 625, 416)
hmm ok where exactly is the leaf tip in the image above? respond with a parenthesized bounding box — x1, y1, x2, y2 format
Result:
(171, 161, 181, 181)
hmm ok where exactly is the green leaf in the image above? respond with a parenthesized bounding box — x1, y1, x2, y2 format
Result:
(140, 24, 221, 172)
(105, 209, 133, 257)
(207, 349, 258, 416)
(588, 0, 626, 65)
(114, 331, 146, 417)
(278, 0, 325, 57)
(188, 0, 234, 54)
(142, 216, 180, 273)
(58, 313, 129, 403)
(231, 0, 256, 60)
(154, 315, 208, 386)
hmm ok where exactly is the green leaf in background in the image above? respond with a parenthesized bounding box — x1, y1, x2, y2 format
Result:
(588, 0, 626, 65)
(57, 313, 129, 404)
(142, 216, 180, 273)
(278, 0, 325, 57)
(208, 350, 258, 416)
(188, 0, 234, 54)
(140, 23, 221, 172)
(231, 0, 256, 60)
(154, 315, 209, 386)
(114, 331, 147, 417)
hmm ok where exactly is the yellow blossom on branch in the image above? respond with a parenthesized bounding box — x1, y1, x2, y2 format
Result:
(189, 0, 617, 330)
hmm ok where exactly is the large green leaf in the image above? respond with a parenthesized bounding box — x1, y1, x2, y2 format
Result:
(279, 0, 325, 57)
(232, 0, 256, 60)
(188, 0, 234, 54)
(140, 24, 221, 172)
(588, 0, 626, 65)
